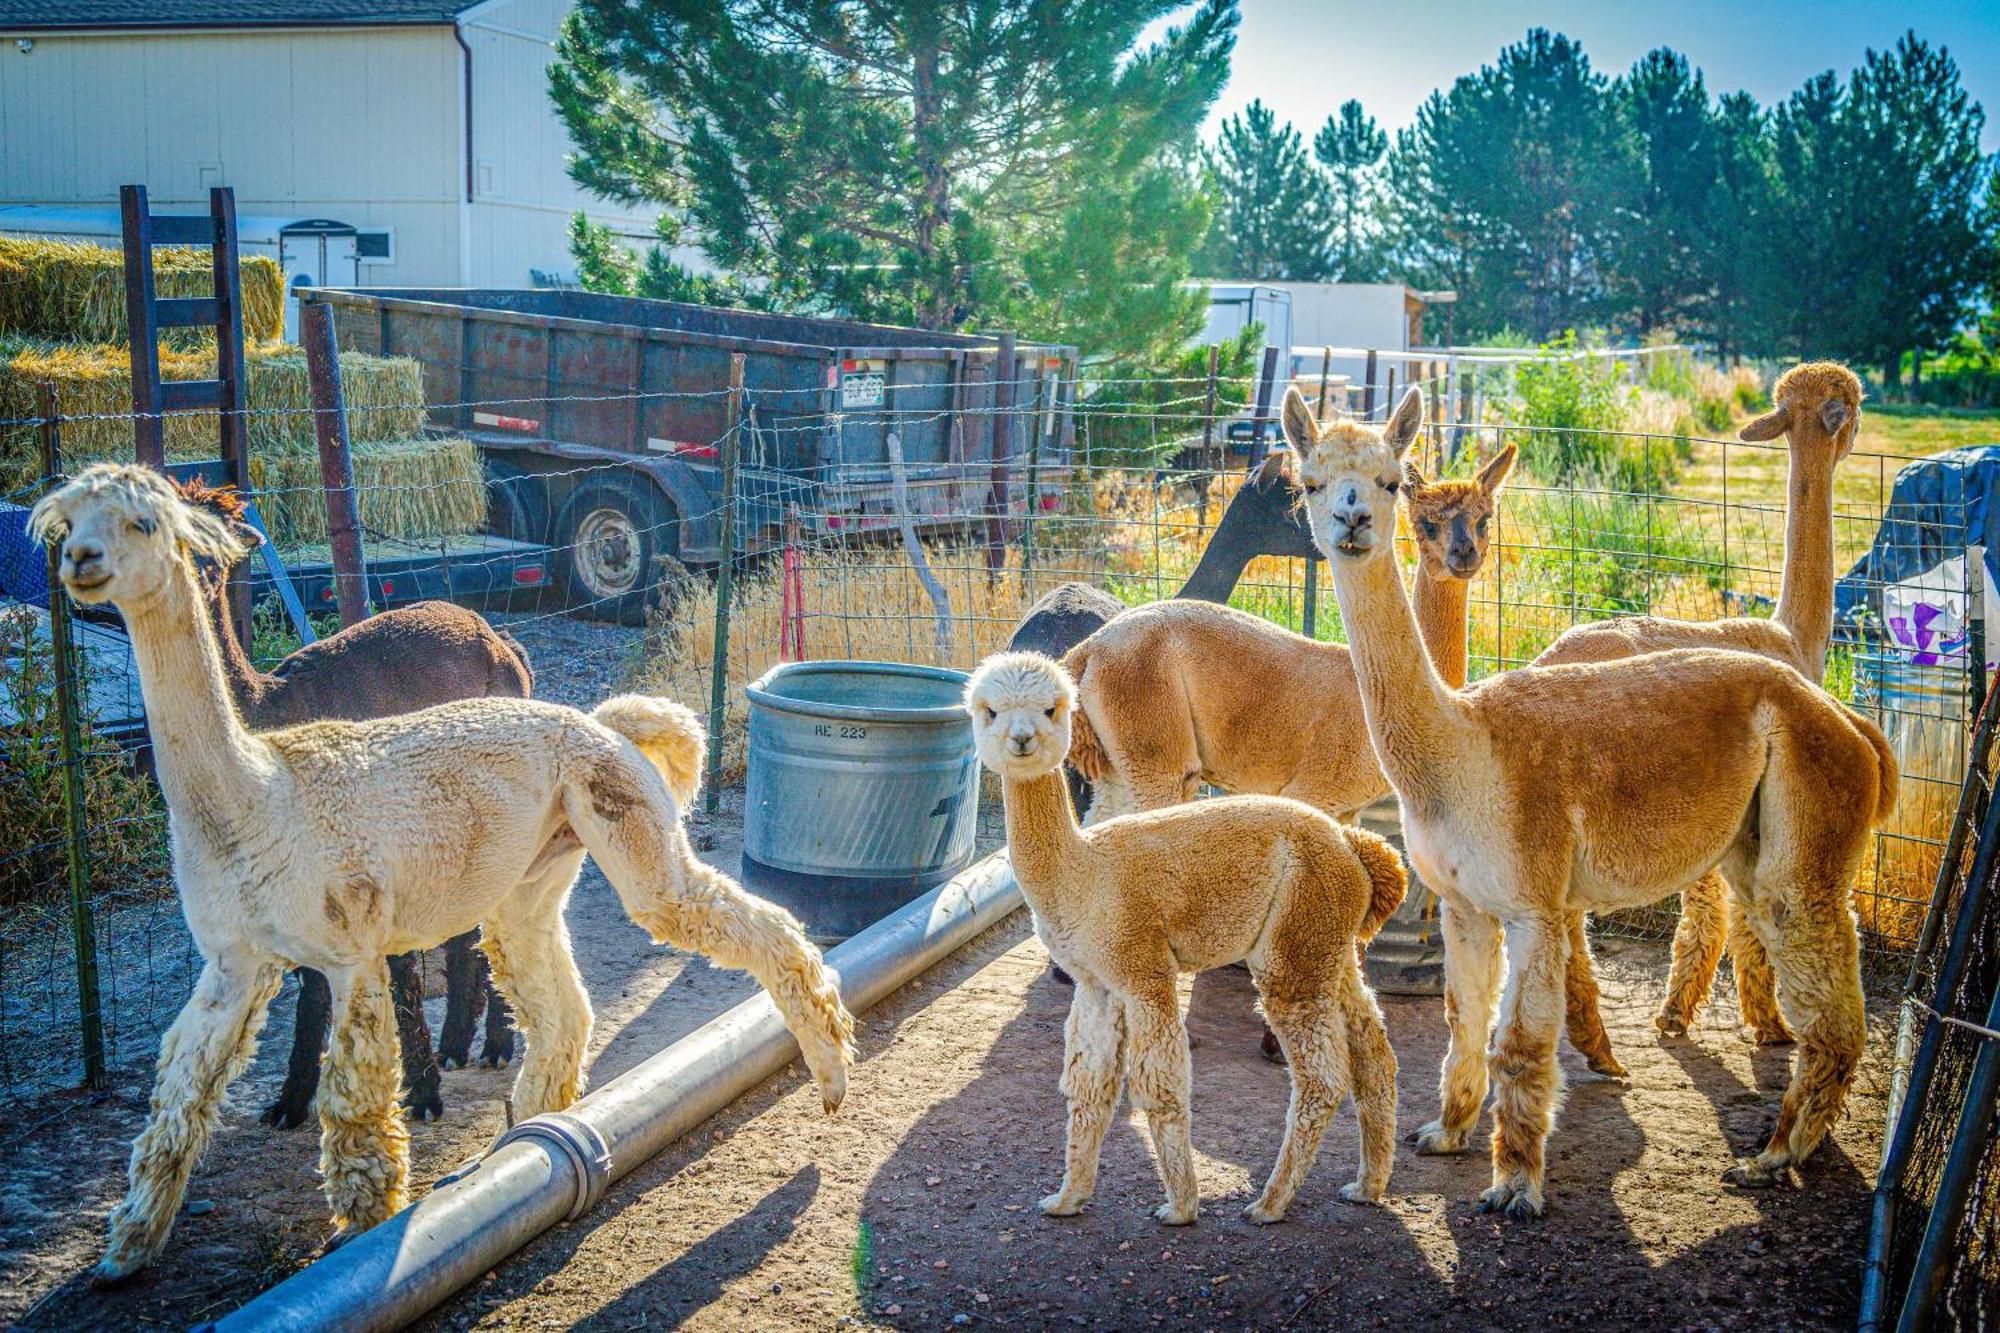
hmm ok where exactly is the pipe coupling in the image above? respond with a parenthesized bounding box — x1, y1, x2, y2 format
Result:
(495, 1112, 613, 1221)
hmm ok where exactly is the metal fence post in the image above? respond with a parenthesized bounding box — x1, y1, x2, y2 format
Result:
(1195, 345, 1220, 536)
(38, 383, 108, 1089)
(303, 302, 369, 629)
(704, 353, 745, 815)
(1362, 349, 1378, 420)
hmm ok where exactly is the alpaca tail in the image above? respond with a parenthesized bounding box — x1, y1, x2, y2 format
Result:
(1846, 706, 1900, 826)
(593, 694, 706, 807)
(494, 628, 536, 697)
(1063, 645, 1111, 784)
(1347, 825, 1410, 942)
(646, 853, 858, 1114)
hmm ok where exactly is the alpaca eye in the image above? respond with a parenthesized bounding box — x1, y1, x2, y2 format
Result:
(130, 517, 156, 535)
(1385, 478, 1399, 495)
(1477, 517, 1490, 532)
(1419, 521, 1437, 538)
(1044, 706, 1056, 719)
(982, 706, 995, 722)
(1303, 482, 1321, 494)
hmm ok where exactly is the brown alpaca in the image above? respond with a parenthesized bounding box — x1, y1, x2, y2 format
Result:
(1288, 385, 1894, 1216)
(1534, 363, 1863, 1059)
(177, 478, 531, 1127)
(967, 652, 1403, 1223)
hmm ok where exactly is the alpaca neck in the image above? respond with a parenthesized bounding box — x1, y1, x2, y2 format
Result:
(1327, 548, 1462, 803)
(202, 569, 276, 718)
(1001, 768, 1086, 910)
(123, 564, 266, 821)
(1412, 561, 1471, 690)
(1772, 446, 1835, 676)
(1175, 523, 1257, 603)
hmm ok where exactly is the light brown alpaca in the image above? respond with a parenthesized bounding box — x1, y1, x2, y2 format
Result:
(968, 652, 1404, 1224)
(1065, 444, 1517, 824)
(1537, 363, 1864, 1054)
(31, 464, 855, 1282)
(1286, 386, 1895, 1216)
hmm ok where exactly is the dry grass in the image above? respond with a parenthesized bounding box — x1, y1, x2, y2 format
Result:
(0, 237, 284, 347)
(248, 436, 487, 546)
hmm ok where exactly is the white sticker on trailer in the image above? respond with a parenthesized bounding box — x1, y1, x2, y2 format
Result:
(841, 360, 887, 408)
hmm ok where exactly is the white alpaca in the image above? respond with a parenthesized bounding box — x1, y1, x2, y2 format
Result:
(30, 464, 856, 1283)
(968, 652, 1405, 1224)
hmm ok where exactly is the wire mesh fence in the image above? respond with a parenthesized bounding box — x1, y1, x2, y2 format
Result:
(0, 361, 1982, 1107)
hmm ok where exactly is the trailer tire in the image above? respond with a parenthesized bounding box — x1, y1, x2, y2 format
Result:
(555, 479, 679, 625)
(485, 459, 551, 545)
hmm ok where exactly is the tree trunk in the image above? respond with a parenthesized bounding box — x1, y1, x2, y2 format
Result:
(910, 40, 952, 331)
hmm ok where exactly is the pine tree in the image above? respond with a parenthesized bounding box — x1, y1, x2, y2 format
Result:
(549, 0, 1237, 365)
(1313, 99, 1388, 281)
(1613, 50, 1715, 336)
(1196, 99, 1333, 280)
(1704, 93, 1774, 363)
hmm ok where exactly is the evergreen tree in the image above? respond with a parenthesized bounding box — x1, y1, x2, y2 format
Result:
(550, 0, 1237, 364)
(1196, 99, 1333, 280)
(1313, 99, 1388, 280)
(1764, 72, 1866, 361)
(1613, 49, 1715, 335)
(1703, 93, 1775, 363)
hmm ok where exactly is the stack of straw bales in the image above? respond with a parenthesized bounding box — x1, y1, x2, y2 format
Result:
(0, 238, 285, 346)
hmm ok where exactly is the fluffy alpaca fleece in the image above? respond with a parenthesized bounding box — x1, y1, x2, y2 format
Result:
(31, 464, 855, 1283)
(1286, 386, 1895, 1217)
(1534, 363, 1864, 1056)
(968, 651, 1405, 1224)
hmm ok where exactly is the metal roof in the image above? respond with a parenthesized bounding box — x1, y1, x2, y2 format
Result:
(0, 0, 480, 30)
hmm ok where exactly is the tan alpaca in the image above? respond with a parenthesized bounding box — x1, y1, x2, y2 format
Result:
(1284, 386, 1895, 1216)
(967, 652, 1404, 1224)
(30, 464, 855, 1283)
(1538, 363, 1864, 1053)
(1065, 445, 1517, 823)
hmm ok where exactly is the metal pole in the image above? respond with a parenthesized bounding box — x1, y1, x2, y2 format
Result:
(704, 353, 744, 816)
(39, 384, 107, 1090)
(1195, 345, 1220, 536)
(1247, 345, 1279, 467)
(985, 332, 1016, 575)
(1314, 345, 1333, 420)
(303, 302, 369, 629)
(1362, 349, 1378, 420)
(1304, 348, 1330, 638)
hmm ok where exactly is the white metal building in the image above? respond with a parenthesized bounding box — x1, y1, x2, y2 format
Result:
(0, 0, 656, 294)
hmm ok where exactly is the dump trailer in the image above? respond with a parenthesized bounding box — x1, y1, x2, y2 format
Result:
(305, 288, 1077, 622)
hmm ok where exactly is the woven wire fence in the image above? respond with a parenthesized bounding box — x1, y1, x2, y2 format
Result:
(0, 365, 1979, 1105)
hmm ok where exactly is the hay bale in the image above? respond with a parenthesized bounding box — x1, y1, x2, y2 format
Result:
(0, 237, 284, 346)
(249, 437, 488, 546)
(0, 340, 428, 493)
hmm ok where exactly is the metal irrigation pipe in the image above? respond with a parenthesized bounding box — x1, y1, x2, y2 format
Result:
(202, 853, 1024, 1333)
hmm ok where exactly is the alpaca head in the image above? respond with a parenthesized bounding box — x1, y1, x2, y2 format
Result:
(28, 463, 247, 609)
(1281, 384, 1423, 567)
(1739, 361, 1863, 463)
(965, 651, 1074, 781)
(1403, 443, 1517, 581)
(1224, 451, 1319, 560)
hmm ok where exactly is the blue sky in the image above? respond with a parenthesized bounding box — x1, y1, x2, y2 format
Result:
(1199, 0, 2000, 154)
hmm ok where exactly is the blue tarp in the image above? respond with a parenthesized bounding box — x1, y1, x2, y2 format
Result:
(1834, 445, 2000, 629)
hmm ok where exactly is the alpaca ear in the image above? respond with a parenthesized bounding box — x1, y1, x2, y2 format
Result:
(1383, 387, 1424, 456)
(1738, 404, 1791, 442)
(232, 520, 264, 554)
(1818, 399, 1852, 438)
(1476, 443, 1518, 495)
(1250, 450, 1291, 492)
(1280, 387, 1317, 456)
(1402, 461, 1430, 497)
(25, 491, 68, 546)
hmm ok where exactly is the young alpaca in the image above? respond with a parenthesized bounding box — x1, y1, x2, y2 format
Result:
(32, 464, 855, 1283)
(1535, 364, 1864, 1053)
(968, 651, 1404, 1224)
(1286, 386, 1894, 1216)
(177, 479, 523, 1128)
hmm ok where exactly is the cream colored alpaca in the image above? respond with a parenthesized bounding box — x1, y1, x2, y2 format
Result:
(968, 652, 1404, 1224)
(1285, 386, 1895, 1216)
(30, 464, 855, 1283)
(1066, 446, 1516, 829)
(1539, 363, 1864, 1052)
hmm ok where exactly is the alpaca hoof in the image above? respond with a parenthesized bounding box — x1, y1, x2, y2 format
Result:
(259, 1092, 313, 1130)
(1586, 1052, 1629, 1080)
(1338, 1181, 1383, 1206)
(1242, 1198, 1287, 1225)
(817, 1068, 847, 1116)
(1654, 1011, 1690, 1039)
(437, 1052, 468, 1071)
(1476, 1181, 1543, 1220)
(1049, 964, 1074, 987)
(479, 1032, 517, 1068)
(1408, 1122, 1467, 1155)
(1259, 1029, 1287, 1065)
(1038, 1192, 1086, 1217)
(87, 1253, 147, 1287)
(402, 1085, 445, 1123)
(1746, 1023, 1795, 1048)
(1152, 1200, 1198, 1226)
(1722, 1158, 1787, 1189)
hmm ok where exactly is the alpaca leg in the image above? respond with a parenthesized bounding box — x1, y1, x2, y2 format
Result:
(1412, 900, 1501, 1155)
(1655, 871, 1730, 1037)
(318, 961, 412, 1237)
(387, 952, 443, 1122)
(436, 931, 486, 1069)
(1246, 996, 1349, 1223)
(1728, 895, 1792, 1046)
(1479, 915, 1567, 1220)
(96, 948, 283, 1283)
(1723, 906, 1864, 1188)
(481, 909, 593, 1121)
(261, 967, 331, 1130)
(481, 967, 517, 1069)
(576, 783, 854, 1113)
(1041, 978, 1125, 1217)
(1124, 994, 1198, 1225)
(1342, 986, 1399, 1205)
(1561, 913, 1626, 1078)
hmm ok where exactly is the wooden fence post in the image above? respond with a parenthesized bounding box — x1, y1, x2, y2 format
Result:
(986, 331, 1017, 575)
(303, 302, 369, 629)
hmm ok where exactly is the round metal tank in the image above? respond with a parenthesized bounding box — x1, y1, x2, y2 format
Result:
(741, 661, 980, 940)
